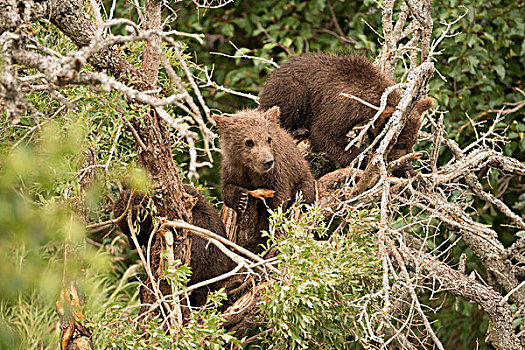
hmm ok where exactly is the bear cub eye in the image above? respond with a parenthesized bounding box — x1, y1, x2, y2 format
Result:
(245, 139, 254, 147)
(267, 137, 272, 145)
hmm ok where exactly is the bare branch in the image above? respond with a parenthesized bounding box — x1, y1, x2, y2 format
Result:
(160, 219, 282, 276)
(399, 245, 521, 350)
(142, 0, 162, 86)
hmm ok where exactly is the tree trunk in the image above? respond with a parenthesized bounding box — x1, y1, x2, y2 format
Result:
(43, 0, 192, 323)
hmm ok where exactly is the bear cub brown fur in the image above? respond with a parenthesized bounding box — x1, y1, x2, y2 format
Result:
(259, 53, 433, 179)
(214, 107, 315, 249)
(113, 186, 234, 307)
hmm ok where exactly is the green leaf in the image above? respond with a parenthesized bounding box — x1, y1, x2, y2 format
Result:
(282, 37, 293, 47)
(494, 64, 505, 79)
(221, 23, 235, 37)
(262, 42, 279, 50)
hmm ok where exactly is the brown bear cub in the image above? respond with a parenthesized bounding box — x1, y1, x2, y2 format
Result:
(259, 53, 433, 179)
(113, 186, 235, 308)
(214, 107, 315, 250)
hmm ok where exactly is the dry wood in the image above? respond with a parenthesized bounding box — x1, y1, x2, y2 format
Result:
(56, 283, 93, 350)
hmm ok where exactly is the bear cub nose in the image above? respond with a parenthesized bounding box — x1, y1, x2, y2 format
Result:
(263, 157, 275, 170)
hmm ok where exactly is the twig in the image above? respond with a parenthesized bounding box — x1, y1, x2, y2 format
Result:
(344, 83, 408, 152)
(211, 41, 279, 68)
(339, 92, 380, 110)
(499, 280, 525, 306)
(161, 219, 282, 276)
(198, 65, 261, 103)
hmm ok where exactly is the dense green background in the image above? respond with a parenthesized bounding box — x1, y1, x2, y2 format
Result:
(1, 0, 523, 348)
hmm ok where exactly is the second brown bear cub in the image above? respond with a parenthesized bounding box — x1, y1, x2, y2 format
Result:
(259, 53, 433, 179)
(214, 107, 315, 244)
(113, 186, 234, 308)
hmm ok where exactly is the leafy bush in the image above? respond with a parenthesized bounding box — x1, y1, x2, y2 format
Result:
(260, 204, 382, 348)
(93, 287, 239, 350)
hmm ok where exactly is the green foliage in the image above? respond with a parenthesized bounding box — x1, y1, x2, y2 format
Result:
(1, 289, 60, 349)
(0, 236, 141, 350)
(169, 0, 381, 111)
(259, 204, 382, 348)
(0, 120, 90, 300)
(429, 296, 491, 350)
(0, 17, 235, 349)
(2, 0, 523, 348)
(0, 118, 116, 348)
(428, 0, 525, 156)
(423, 0, 524, 248)
(174, 292, 240, 350)
(0, 96, 236, 348)
(0, 22, 153, 343)
(91, 262, 240, 350)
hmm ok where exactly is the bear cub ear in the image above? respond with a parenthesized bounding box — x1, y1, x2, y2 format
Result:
(408, 98, 434, 124)
(264, 106, 281, 124)
(212, 115, 230, 131)
(371, 106, 396, 136)
(415, 97, 434, 114)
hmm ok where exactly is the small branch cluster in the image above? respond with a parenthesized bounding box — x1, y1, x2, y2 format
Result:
(190, 0, 234, 9)
(125, 217, 280, 330)
(376, 0, 433, 77)
(0, 1, 218, 178)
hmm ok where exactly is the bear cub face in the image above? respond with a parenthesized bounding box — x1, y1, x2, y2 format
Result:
(214, 106, 315, 213)
(214, 107, 280, 175)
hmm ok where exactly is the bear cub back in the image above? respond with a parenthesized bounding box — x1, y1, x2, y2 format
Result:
(259, 53, 433, 178)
